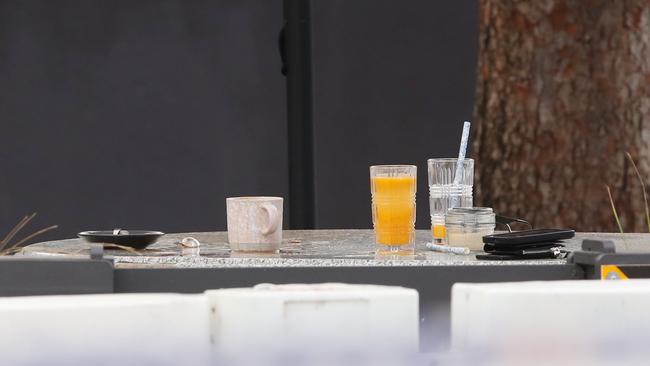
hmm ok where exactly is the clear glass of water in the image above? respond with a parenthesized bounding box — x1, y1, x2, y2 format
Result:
(427, 158, 474, 244)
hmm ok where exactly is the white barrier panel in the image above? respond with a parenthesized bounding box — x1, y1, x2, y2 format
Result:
(0, 293, 210, 365)
(451, 280, 650, 364)
(206, 283, 419, 353)
(0, 284, 419, 365)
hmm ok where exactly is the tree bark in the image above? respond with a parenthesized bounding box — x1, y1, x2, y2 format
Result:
(473, 0, 650, 232)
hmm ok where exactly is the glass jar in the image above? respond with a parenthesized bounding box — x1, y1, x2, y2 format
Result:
(445, 207, 495, 251)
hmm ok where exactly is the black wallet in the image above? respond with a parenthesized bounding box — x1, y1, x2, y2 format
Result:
(483, 229, 575, 245)
(478, 229, 575, 260)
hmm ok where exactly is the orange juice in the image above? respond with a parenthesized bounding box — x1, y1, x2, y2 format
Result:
(432, 224, 446, 240)
(371, 176, 416, 246)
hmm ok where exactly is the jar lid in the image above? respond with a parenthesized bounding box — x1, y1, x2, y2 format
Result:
(446, 207, 495, 226)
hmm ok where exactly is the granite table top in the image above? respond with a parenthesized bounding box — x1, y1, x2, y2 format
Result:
(18, 230, 650, 269)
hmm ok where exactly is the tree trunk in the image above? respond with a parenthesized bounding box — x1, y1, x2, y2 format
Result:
(473, 0, 650, 232)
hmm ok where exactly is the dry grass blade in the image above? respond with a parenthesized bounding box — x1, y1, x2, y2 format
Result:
(1, 214, 30, 249)
(0, 213, 37, 251)
(0, 215, 27, 250)
(0, 247, 25, 255)
(2, 241, 142, 257)
(606, 185, 624, 234)
(102, 244, 143, 255)
(10, 225, 59, 249)
(626, 152, 650, 233)
(1, 215, 27, 244)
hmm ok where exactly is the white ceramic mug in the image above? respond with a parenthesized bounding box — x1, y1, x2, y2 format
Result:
(226, 196, 283, 252)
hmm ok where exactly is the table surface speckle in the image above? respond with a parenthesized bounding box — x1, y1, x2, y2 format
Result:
(19, 230, 650, 269)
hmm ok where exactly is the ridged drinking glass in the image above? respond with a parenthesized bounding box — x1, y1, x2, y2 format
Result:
(370, 165, 417, 249)
(427, 158, 474, 244)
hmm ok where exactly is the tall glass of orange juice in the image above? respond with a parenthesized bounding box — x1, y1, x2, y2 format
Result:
(370, 165, 417, 250)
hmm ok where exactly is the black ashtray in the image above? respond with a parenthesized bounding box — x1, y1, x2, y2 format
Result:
(78, 230, 164, 250)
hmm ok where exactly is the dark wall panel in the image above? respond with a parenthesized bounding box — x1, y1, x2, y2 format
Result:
(311, 0, 479, 229)
(1, 0, 478, 239)
(0, 0, 287, 240)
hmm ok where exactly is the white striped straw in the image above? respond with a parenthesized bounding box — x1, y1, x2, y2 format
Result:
(450, 121, 471, 207)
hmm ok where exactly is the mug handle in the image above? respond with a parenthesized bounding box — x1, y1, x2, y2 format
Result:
(260, 203, 280, 235)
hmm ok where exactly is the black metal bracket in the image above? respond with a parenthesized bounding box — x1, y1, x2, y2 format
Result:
(568, 239, 650, 279)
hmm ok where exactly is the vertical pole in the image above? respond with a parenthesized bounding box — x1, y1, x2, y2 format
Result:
(283, 0, 315, 229)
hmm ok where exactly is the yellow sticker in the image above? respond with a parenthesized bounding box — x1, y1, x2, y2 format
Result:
(601, 265, 629, 280)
